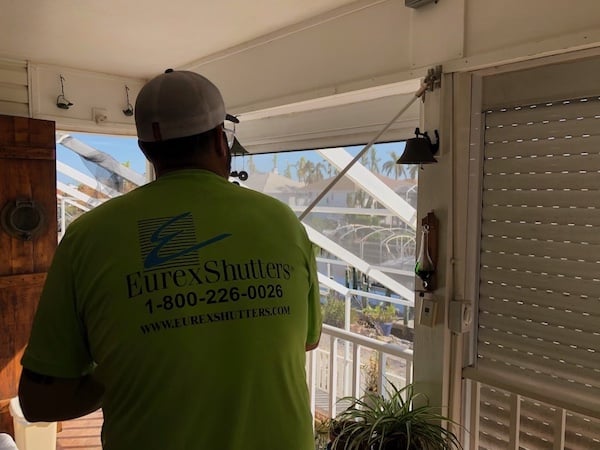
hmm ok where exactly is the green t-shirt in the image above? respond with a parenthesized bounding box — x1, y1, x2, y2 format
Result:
(22, 169, 322, 450)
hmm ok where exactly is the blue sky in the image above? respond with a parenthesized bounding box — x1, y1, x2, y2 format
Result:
(57, 133, 407, 182)
(57, 133, 145, 179)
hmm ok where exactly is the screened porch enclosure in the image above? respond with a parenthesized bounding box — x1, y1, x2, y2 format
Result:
(53, 134, 420, 425)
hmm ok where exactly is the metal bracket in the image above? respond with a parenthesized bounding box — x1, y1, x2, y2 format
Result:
(421, 65, 443, 102)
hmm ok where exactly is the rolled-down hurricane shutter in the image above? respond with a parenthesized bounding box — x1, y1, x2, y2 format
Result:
(475, 95, 600, 447)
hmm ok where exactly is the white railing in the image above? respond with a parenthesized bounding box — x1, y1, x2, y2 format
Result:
(307, 324, 413, 419)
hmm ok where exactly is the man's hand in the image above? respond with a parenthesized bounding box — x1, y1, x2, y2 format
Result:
(18, 368, 104, 422)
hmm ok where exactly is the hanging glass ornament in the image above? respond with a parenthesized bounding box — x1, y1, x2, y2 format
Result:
(415, 224, 434, 290)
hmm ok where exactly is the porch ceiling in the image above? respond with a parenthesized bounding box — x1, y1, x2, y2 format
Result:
(0, 0, 367, 79)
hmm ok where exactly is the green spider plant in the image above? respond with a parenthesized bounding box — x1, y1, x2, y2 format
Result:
(329, 383, 462, 450)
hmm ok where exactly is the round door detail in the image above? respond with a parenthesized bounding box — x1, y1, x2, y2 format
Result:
(1, 200, 45, 241)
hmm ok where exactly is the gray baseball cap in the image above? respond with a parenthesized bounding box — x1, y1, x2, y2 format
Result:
(135, 69, 239, 142)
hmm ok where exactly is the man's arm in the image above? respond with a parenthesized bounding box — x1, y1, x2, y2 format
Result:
(305, 341, 320, 352)
(305, 241, 323, 353)
(18, 368, 104, 422)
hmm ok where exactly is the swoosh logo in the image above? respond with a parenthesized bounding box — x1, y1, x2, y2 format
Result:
(144, 212, 231, 269)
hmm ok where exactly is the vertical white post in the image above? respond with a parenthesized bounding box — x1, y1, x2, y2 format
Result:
(377, 352, 386, 396)
(344, 292, 352, 396)
(352, 344, 360, 398)
(469, 381, 481, 450)
(508, 393, 521, 450)
(405, 360, 413, 386)
(60, 197, 66, 240)
(308, 349, 317, 421)
(328, 337, 338, 417)
(553, 408, 566, 450)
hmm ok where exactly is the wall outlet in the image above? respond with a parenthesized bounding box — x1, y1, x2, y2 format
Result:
(419, 296, 437, 327)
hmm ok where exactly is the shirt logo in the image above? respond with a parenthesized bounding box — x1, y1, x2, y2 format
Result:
(139, 212, 231, 270)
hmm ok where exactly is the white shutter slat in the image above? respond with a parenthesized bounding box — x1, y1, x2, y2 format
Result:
(476, 359, 600, 410)
(485, 98, 600, 128)
(479, 432, 508, 450)
(478, 312, 600, 354)
(479, 282, 597, 315)
(483, 172, 599, 190)
(485, 117, 600, 143)
(478, 328, 600, 374)
(481, 263, 599, 293)
(474, 92, 600, 426)
(482, 221, 600, 246)
(484, 152, 600, 175)
(483, 189, 599, 209)
(481, 240, 599, 268)
(481, 247, 600, 279)
(479, 297, 600, 337)
(565, 412, 600, 441)
(483, 205, 600, 226)
(481, 268, 599, 303)
(484, 134, 600, 159)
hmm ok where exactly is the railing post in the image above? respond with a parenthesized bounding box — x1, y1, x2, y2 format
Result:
(328, 337, 338, 417)
(344, 292, 352, 397)
(352, 344, 360, 399)
(308, 349, 317, 421)
(378, 352, 386, 396)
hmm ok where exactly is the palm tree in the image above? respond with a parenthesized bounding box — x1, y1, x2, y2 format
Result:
(283, 162, 293, 179)
(360, 147, 380, 173)
(402, 163, 419, 180)
(295, 157, 309, 183)
(310, 161, 326, 183)
(325, 161, 335, 177)
(382, 151, 403, 179)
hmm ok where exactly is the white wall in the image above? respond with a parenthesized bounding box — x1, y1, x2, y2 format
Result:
(0, 59, 28, 117)
(29, 64, 145, 136)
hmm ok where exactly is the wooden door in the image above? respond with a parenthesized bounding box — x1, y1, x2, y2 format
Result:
(0, 115, 56, 434)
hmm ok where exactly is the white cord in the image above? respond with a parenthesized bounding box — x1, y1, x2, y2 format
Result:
(299, 81, 429, 220)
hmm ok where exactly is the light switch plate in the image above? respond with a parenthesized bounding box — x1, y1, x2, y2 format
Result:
(419, 297, 437, 327)
(449, 300, 472, 333)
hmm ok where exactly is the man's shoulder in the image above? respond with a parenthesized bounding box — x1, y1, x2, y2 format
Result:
(67, 189, 141, 230)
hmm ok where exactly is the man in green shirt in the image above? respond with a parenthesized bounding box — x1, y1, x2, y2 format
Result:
(19, 69, 322, 450)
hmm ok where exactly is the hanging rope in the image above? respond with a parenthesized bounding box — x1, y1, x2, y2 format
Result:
(298, 79, 431, 220)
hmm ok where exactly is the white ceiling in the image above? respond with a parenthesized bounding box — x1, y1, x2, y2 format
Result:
(1, 0, 366, 79)
(6, 1, 597, 152)
(2, 0, 425, 151)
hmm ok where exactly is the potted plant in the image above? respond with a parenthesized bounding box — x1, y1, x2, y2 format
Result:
(328, 383, 462, 450)
(363, 303, 396, 336)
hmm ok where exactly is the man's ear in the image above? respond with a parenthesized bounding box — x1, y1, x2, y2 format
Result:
(213, 126, 228, 157)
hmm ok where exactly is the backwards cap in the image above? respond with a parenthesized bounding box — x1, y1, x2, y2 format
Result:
(135, 69, 238, 142)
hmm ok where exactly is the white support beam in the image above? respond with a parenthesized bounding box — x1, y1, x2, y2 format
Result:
(56, 132, 146, 186)
(306, 223, 413, 302)
(290, 205, 398, 217)
(57, 181, 103, 208)
(57, 161, 122, 199)
(317, 147, 417, 230)
(317, 273, 349, 297)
